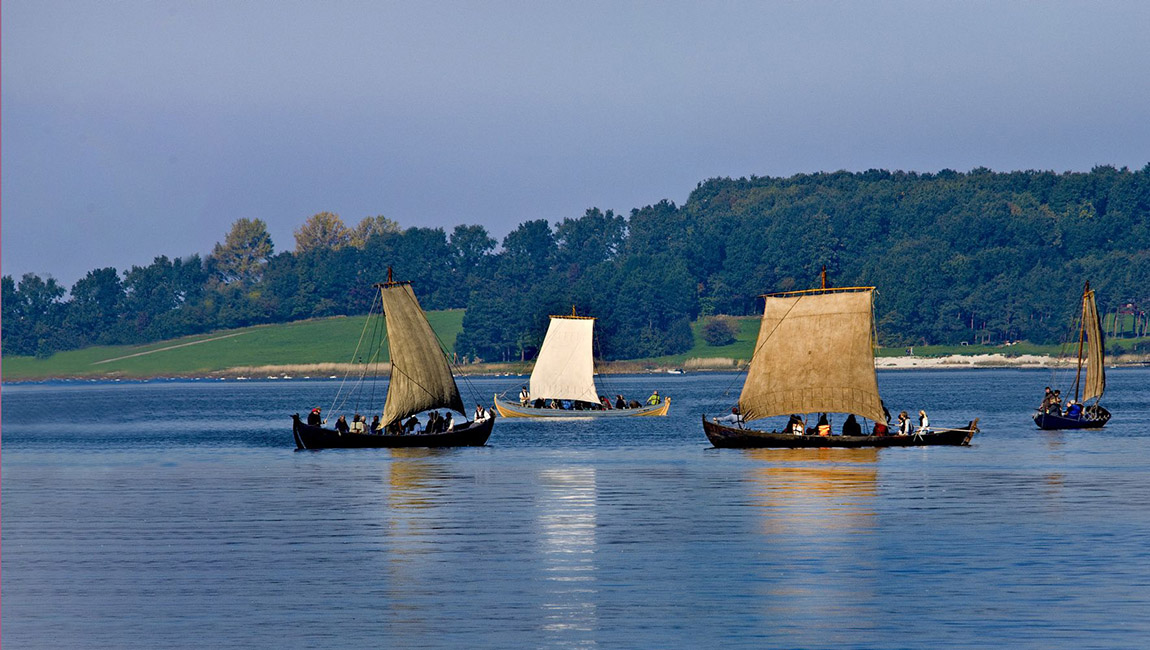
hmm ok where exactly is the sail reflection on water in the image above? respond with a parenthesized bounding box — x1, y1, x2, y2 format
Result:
(536, 466, 599, 639)
(379, 449, 457, 635)
(746, 449, 880, 630)
(747, 448, 879, 532)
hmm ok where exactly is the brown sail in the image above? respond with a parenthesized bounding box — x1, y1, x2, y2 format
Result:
(738, 288, 886, 424)
(1081, 287, 1106, 403)
(379, 282, 466, 425)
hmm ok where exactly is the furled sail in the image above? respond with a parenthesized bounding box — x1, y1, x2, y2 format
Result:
(739, 289, 886, 424)
(1082, 288, 1106, 402)
(379, 282, 465, 425)
(529, 316, 600, 403)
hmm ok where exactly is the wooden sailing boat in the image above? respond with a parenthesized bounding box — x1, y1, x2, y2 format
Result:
(1033, 281, 1112, 430)
(292, 271, 494, 449)
(492, 310, 670, 418)
(703, 278, 978, 448)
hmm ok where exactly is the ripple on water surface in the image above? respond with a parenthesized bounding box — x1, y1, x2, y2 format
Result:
(3, 370, 1150, 648)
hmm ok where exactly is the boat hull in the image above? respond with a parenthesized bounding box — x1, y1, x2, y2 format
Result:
(494, 395, 670, 418)
(702, 416, 978, 448)
(292, 414, 494, 449)
(1033, 406, 1110, 430)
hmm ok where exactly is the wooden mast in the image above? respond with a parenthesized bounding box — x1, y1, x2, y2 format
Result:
(1072, 281, 1089, 403)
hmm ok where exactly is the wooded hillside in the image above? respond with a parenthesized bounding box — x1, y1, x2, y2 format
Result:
(5, 166, 1148, 360)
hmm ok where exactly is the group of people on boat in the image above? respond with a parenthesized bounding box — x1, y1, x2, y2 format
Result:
(1037, 386, 1091, 420)
(309, 408, 387, 435)
(713, 403, 933, 437)
(307, 403, 493, 437)
(517, 387, 663, 411)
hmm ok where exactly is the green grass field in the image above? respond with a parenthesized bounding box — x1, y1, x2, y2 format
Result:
(647, 316, 762, 366)
(3, 310, 465, 380)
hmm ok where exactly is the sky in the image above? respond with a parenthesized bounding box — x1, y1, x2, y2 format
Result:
(3, 1, 1149, 288)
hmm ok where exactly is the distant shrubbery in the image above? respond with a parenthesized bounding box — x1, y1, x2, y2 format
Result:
(5, 166, 1150, 360)
(702, 317, 738, 346)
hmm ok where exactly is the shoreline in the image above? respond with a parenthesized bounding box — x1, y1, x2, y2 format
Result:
(5, 353, 1148, 383)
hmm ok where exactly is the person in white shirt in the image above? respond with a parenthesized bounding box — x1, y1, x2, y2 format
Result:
(713, 407, 744, 428)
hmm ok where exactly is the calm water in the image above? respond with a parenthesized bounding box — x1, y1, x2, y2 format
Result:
(3, 369, 1150, 649)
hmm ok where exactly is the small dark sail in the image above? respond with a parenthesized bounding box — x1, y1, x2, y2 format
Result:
(1081, 287, 1106, 403)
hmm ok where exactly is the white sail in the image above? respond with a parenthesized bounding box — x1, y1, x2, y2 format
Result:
(529, 316, 600, 403)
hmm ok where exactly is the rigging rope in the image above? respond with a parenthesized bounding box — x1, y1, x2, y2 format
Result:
(714, 295, 804, 407)
(327, 291, 381, 419)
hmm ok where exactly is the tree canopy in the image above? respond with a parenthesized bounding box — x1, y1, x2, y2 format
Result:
(5, 166, 1149, 360)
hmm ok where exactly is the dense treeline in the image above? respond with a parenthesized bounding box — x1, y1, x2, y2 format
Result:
(4, 166, 1149, 360)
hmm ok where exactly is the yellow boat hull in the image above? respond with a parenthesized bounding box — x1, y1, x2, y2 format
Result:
(493, 395, 670, 418)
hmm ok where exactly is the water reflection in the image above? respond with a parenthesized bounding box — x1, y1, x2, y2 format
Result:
(386, 448, 452, 509)
(1039, 432, 1066, 500)
(379, 449, 457, 637)
(536, 466, 598, 644)
(747, 448, 879, 535)
(745, 449, 880, 631)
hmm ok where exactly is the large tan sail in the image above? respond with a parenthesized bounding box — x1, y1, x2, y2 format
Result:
(529, 316, 600, 403)
(1082, 288, 1106, 402)
(379, 282, 466, 425)
(739, 289, 886, 424)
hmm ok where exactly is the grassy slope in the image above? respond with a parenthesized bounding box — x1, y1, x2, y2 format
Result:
(647, 316, 762, 366)
(3, 310, 465, 380)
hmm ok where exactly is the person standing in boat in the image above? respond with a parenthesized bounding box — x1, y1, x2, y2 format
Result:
(475, 403, 487, 421)
(918, 410, 931, 434)
(714, 407, 744, 428)
(308, 407, 323, 426)
(1039, 387, 1055, 413)
(519, 386, 531, 406)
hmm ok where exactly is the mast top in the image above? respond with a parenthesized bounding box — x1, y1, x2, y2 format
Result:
(551, 305, 595, 320)
(373, 266, 411, 288)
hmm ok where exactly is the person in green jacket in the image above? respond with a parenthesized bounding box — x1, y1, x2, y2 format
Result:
(646, 390, 661, 405)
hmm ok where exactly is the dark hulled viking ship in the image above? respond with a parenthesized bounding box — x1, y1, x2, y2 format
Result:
(703, 283, 978, 448)
(292, 273, 494, 449)
(1033, 282, 1112, 430)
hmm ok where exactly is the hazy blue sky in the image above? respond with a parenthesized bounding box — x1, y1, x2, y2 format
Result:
(4, 1, 1149, 287)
